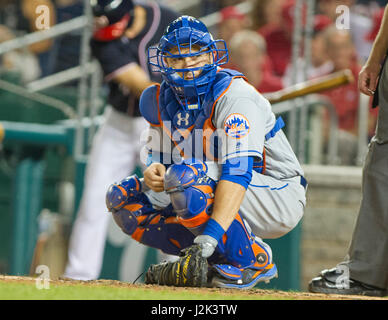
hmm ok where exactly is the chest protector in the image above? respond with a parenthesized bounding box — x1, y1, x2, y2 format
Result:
(140, 68, 284, 173)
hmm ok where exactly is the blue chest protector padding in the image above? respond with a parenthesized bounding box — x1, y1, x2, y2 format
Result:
(140, 69, 244, 161)
(139, 84, 160, 126)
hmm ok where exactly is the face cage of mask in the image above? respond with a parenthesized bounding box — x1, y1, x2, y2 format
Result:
(147, 39, 228, 110)
(148, 39, 228, 74)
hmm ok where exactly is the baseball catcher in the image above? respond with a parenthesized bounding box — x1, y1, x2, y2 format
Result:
(105, 16, 307, 289)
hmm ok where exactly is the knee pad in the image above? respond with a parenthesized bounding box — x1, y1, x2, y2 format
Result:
(164, 159, 216, 235)
(110, 194, 155, 236)
(106, 175, 194, 255)
(106, 174, 142, 212)
(106, 174, 154, 235)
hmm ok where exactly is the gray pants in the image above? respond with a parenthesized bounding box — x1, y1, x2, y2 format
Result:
(341, 60, 388, 289)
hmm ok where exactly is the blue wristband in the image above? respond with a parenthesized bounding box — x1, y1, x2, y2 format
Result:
(202, 218, 225, 243)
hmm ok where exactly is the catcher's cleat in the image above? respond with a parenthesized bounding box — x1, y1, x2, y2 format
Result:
(308, 267, 387, 297)
(145, 244, 208, 287)
(209, 263, 278, 289)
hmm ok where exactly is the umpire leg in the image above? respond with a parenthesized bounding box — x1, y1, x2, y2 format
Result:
(342, 60, 388, 290)
(309, 60, 388, 295)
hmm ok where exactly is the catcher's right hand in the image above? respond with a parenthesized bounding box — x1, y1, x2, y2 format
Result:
(145, 244, 208, 287)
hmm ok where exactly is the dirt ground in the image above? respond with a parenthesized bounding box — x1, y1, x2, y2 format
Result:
(0, 275, 386, 300)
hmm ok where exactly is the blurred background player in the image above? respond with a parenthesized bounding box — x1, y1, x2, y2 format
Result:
(63, 0, 179, 281)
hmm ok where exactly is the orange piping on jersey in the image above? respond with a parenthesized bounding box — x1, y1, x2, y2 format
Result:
(202, 118, 218, 162)
(253, 149, 266, 174)
(262, 149, 266, 174)
(244, 79, 268, 97)
(202, 75, 248, 160)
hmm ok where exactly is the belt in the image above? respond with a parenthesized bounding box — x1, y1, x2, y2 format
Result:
(300, 176, 308, 189)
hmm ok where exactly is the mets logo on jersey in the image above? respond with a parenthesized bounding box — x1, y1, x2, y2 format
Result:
(224, 113, 250, 139)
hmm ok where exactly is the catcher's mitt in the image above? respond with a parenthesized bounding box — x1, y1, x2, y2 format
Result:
(145, 244, 208, 287)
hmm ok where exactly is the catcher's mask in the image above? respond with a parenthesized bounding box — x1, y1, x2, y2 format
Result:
(148, 15, 229, 110)
(91, 0, 134, 41)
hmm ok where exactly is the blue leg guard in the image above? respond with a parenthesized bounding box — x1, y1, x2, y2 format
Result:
(164, 160, 278, 288)
(210, 213, 278, 289)
(106, 175, 194, 255)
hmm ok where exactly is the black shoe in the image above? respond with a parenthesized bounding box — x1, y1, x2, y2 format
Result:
(308, 267, 387, 297)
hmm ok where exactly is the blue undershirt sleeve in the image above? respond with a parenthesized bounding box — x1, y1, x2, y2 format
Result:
(219, 156, 254, 189)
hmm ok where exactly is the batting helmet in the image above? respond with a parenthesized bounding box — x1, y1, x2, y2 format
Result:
(148, 16, 229, 110)
(91, 0, 134, 41)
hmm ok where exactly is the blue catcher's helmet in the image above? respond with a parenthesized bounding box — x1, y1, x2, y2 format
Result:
(148, 16, 229, 110)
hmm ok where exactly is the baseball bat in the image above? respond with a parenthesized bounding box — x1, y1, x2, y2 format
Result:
(263, 69, 355, 104)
